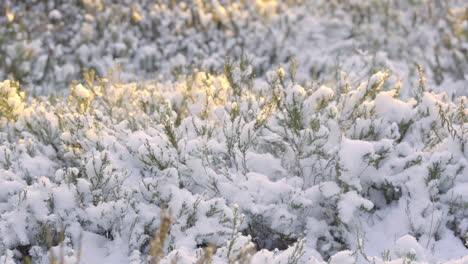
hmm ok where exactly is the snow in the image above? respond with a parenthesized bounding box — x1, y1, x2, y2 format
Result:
(306, 85, 334, 111)
(338, 191, 374, 225)
(73, 84, 91, 99)
(374, 91, 416, 122)
(78, 232, 128, 264)
(319, 181, 340, 198)
(49, 9, 62, 21)
(329, 250, 355, 264)
(53, 185, 76, 211)
(1, 0, 468, 263)
(339, 138, 375, 191)
(394, 235, 425, 260)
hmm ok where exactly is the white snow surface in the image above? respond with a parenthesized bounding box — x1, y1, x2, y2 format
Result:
(0, 0, 467, 263)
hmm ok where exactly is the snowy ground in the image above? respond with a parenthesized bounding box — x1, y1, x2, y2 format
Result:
(0, 0, 467, 263)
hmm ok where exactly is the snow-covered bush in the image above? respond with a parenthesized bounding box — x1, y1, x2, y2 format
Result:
(0, 80, 25, 123)
(0, 0, 467, 263)
(0, 0, 466, 97)
(0, 56, 467, 263)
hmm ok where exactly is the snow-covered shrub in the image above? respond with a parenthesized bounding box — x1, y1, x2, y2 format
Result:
(0, 0, 467, 263)
(0, 80, 25, 123)
(1, 0, 466, 98)
(0, 55, 467, 263)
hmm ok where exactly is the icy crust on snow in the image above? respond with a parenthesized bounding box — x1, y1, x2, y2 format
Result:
(0, 63, 467, 263)
(1, 0, 467, 98)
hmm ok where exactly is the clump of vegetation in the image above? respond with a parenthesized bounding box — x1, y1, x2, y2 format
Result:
(0, 0, 467, 263)
(0, 54, 466, 263)
(0, 79, 25, 122)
